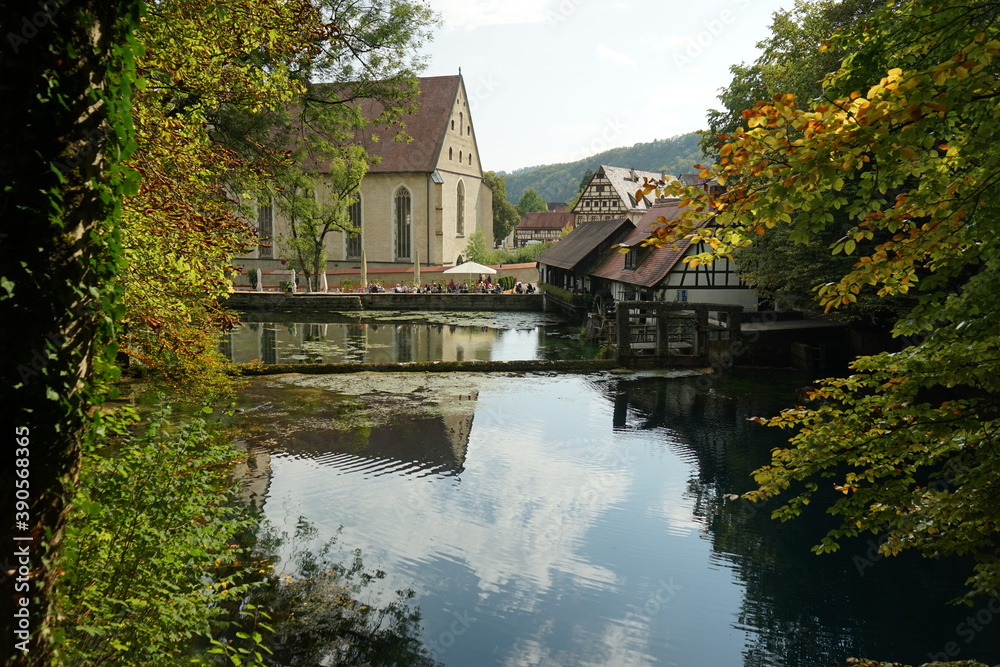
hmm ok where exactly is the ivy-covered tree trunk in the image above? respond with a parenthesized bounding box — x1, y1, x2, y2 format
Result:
(0, 1, 139, 663)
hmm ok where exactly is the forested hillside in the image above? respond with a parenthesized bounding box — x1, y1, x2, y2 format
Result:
(499, 132, 704, 204)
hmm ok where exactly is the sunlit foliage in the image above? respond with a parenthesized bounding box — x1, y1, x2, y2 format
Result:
(638, 0, 1000, 602)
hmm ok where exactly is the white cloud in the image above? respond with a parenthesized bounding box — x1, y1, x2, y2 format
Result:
(653, 34, 695, 50)
(433, 0, 555, 31)
(596, 44, 637, 66)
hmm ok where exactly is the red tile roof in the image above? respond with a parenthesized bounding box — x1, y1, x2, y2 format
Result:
(516, 211, 575, 230)
(351, 75, 462, 173)
(590, 200, 711, 288)
(535, 218, 634, 270)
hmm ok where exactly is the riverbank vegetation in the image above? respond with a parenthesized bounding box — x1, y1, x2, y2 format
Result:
(9, 0, 1000, 663)
(463, 229, 554, 265)
(54, 404, 438, 666)
(639, 0, 1000, 605)
(4, 0, 439, 664)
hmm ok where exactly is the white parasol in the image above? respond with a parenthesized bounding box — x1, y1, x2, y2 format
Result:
(443, 260, 497, 276)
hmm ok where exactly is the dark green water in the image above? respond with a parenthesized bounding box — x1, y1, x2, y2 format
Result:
(234, 367, 1000, 666)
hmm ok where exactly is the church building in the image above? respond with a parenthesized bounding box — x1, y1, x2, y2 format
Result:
(241, 74, 494, 272)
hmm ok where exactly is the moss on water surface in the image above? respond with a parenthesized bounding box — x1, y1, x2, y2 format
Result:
(234, 372, 511, 439)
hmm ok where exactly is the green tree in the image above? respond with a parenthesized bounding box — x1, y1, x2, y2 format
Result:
(55, 410, 261, 666)
(483, 171, 520, 242)
(0, 1, 141, 663)
(705, 0, 885, 142)
(463, 230, 496, 265)
(274, 147, 369, 291)
(566, 167, 595, 210)
(121, 0, 438, 398)
(516, 187, 548, 217)
(706, 0, 900, 323)
(121, 0, 323, 398)
(641, 0, 1000, 602)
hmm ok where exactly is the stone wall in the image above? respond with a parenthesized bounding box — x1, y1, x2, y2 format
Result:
(232, 262, 539, 290)
(224, 292, 545, 313)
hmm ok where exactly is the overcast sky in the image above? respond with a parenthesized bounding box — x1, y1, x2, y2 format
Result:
(416, 0, 793, 173)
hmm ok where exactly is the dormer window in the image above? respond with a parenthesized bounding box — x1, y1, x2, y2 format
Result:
(624, 245, 648, 270)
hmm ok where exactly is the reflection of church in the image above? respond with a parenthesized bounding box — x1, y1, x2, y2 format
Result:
(234, 384, 476, 487)
(221, 320, 501, 365)
(233, 440, 272, 511)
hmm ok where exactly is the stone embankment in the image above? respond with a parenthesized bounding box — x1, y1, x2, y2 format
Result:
(224, 292, 544, 313)
(234, 358, 624, 376)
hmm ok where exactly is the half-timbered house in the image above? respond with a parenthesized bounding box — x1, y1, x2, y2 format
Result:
(589, 199, 755, 306)
(513, 211, 575, 247)
(535, 218, 634, 293)
(571, 165, 676, 225)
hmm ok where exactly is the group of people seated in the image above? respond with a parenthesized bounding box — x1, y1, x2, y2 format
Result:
(514, 281, 535, 294)
(443, 277, 501, 293)
(358, 277, 536, 294)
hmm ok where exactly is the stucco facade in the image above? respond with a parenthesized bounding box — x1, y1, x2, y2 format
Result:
(238, 75, 493, 272)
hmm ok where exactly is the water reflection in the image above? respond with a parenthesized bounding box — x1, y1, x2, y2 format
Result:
(235, 371, 1000, 666)
(224, 311, 596, 364)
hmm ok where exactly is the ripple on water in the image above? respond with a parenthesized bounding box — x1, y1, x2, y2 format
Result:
(243, 371, 1000, 667)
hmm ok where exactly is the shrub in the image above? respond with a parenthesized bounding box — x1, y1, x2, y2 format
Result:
(54, 408, 261, 666)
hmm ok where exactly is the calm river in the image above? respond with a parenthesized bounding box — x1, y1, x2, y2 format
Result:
(224, 311, 598, 364)
(232, 313, 1000, 666)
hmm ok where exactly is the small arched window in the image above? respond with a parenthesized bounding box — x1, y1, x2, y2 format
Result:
(456, 181, 465, 236)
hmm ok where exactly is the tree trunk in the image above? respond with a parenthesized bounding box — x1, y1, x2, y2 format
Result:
(0, 1, 137, 664)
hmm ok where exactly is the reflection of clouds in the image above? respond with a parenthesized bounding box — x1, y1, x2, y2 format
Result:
(501, 614, 656, 667)
(654, 476, 707, 538)
(456, 427, 627, 595)
(584, 616, 657, 667)
(264, 373, 633, 580)
(490, 328, 539, 362)
(261, 374, 724, 665)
